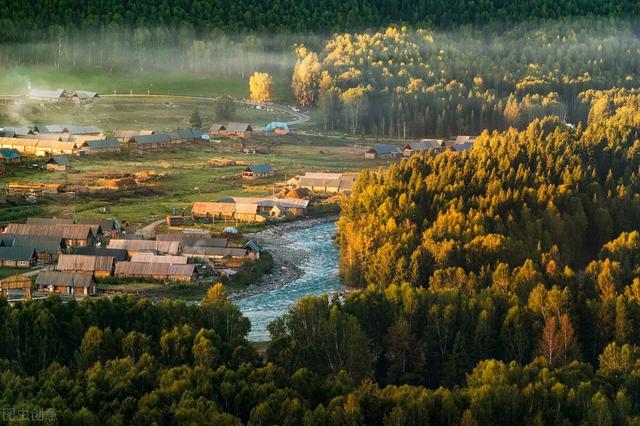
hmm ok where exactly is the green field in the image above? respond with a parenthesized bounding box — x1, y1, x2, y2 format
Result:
(0, 66, 292, 101)
(0, 134, 390, 227)
(3, 96, 294, 133)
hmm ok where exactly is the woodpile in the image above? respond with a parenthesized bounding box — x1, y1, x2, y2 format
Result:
(96, 176, 137, 188)
(208, 158, 237, 167)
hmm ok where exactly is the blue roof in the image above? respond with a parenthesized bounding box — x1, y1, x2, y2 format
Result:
(134, 133, 173, 144)
(36, 124, 66, 133)
(0, 246, 36, 261)
(247, 163, 273, 174)
(368, 144, 402, 155)
(84, 138, 120, 149)
(262, 122, 289, 132)
(0, 148, 21, 159)
(48, 156, 70, 165)
(177, 129, 205, 139)
(244, 240, 263, 252)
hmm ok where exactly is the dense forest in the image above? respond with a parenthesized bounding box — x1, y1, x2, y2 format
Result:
(293, 22, 640, 137)
(3, 97, 640, 424)
(0, 0, 637, 35)
(4, 285, 640, 424)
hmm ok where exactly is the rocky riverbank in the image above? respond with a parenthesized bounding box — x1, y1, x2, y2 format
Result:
(229, 215, 339, 301)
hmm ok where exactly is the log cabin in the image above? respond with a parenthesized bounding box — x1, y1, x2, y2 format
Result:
(36, 271, 97, 296)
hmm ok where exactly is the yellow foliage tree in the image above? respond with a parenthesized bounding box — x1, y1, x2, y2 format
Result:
(249, 71, 272, 103)
(203, 282, 229, 306)
(292, 46, 322, 107)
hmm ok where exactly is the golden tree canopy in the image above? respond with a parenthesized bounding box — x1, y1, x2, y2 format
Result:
(249, 71, 272, 103)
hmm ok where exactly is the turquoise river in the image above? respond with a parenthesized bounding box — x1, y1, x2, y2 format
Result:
(235, 221, 342, 341)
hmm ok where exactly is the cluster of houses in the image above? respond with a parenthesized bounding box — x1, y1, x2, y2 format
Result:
(192, 196, 309, 223)
(0, 124, 119, 160)
(117, 129, 210, 151)
(28, 89, 98, 103)
(209, 121, 290, 139)
(0, 218, 119, 271)
(0, 216, 262, 299)
(0, 125, 221, 161)
(365, 136, 478, 159)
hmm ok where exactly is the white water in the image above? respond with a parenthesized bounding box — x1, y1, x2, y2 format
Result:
(235, 221, 342, 341)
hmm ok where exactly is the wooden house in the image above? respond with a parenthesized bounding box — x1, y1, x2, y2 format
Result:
(191, 202, 237, 221)
(269, 204, 284, 217)
(36, 271, 97, 296)
(71, 91, 98, 102)
(76, 218, 121, 239)
(166, 215, 184, 227)
(262, 122, 290, 135)
(4, 223, 96, 248)
(37, 141, 78, 156)
(226, 123, 253, 138)
(176, 129, 206, 143)
(0, 275, 33, 300)
(365, 144, 402, 159)
(74, 247, 128, 261)
(56, 254, 114, 278)
(0, 137, 38, 155)
(1, 127, 33, 138)
(0, 148, 21, 164)
(130, 254, 188, 264)
(114, 262, 196, 282)
(244, 240, 262, 260)
(107, 239, 181, 255)
(454, 135, 477, 145)
(131, 133, 173, 151)
(217, 196, 309, 216)
(34, 124, 67, 133)
(403, 139, 445, 157)
(297, 172, 356, 194)
(182, 246, 249, 260)
(0, 246, 37, 268)
(209, 124, 226, 136)
(80, 138, 121, 154)
(0, 235, 66, 263)
(46, 156, 72, 171)
(3, 135, 81, 156)
(29, 89, 67, 101)
(242, 163, 274, 179)
(234, 203, 262, 222)
(450, 142, 474, 153)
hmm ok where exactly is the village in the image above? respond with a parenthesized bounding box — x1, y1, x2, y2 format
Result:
(0, 86, 479, 302)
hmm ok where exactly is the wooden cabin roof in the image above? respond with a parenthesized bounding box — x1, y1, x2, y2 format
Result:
(56, 254, 114, 272)
(36, 271, 95, 288)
